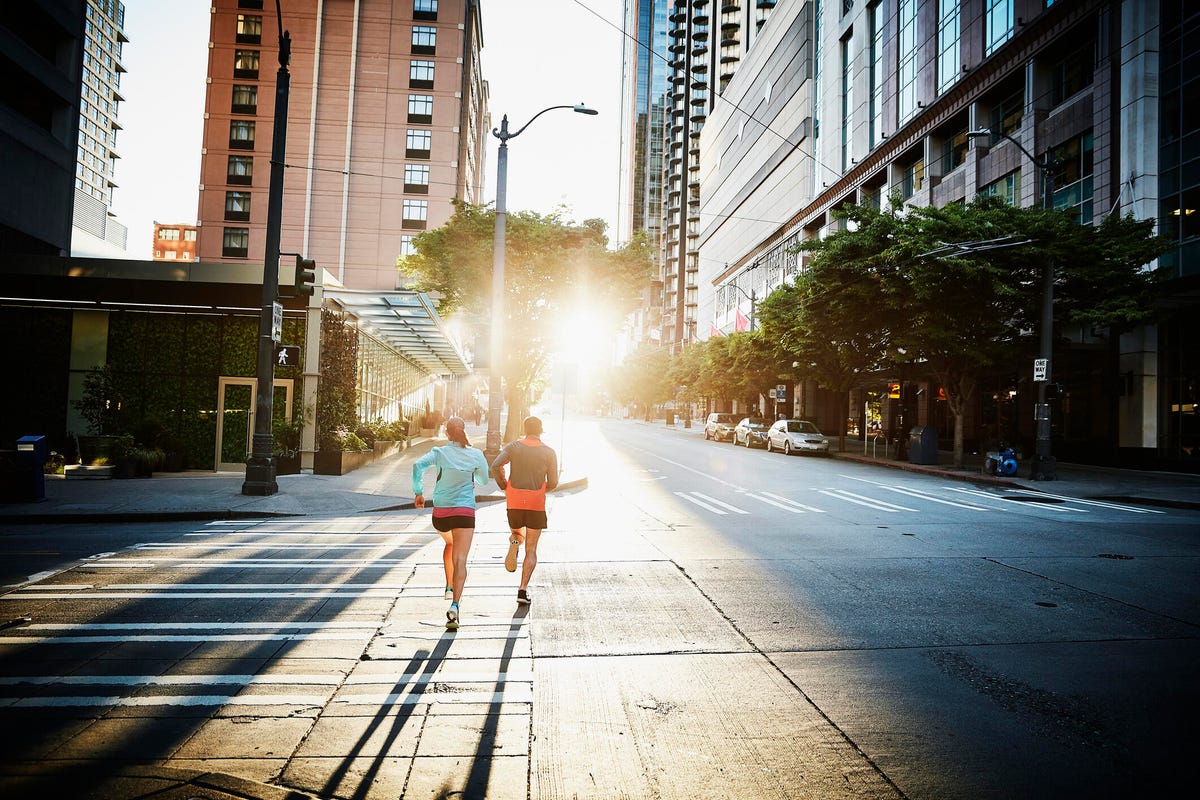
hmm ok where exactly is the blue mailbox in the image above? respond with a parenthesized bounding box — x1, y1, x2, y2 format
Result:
(15, 435, 47, 502)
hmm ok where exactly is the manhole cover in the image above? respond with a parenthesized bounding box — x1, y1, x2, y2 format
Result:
(1096, 553, 1134, 560)
(1002, 496, 1065, 504)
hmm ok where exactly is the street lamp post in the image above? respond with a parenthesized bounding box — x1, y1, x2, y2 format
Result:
(485, 103, 597, 461)
(725, 281, 756, 331)
(967, 127, 1057, 480)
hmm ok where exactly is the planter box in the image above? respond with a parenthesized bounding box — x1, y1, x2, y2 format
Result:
(275, 454, 301, 475)
(374, 440, 402, 459)
(78, 435, 118, 466)
(313, 449, 374, 476)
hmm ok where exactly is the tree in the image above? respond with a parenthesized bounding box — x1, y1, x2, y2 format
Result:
(401, 201, 653, 441)
(607, 345, 672, 418)
(764, 195, 1167, 466)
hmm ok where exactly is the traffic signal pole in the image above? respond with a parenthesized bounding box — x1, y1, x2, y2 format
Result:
(243, 11, 292, 496)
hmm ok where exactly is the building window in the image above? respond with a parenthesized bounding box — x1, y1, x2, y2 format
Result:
(227, 155, 253, 185)
(812, 0, 822, 143)
(406, 129, 432, 159)
(1050, 38, 1095, 105)
(989, 85, 1024, 139)
(234, 49, 260, 79)
(225, 191, 252, 221)
(158, 227, 180, 241)
(184, 229, 197, 241)
(238, 0, 264, 9)
(902, 158, 925, 198)
(412, 25, 436, 54)
(1050, 132, 1094, 223)
(937, 0, 961, 95)
(399, 234, 417, 257)
(231, 84, 257, 115)
(983, 171, 1022, 206)
(985, 0, 1014, 56)
(223, 227, 249, 258)
(841, 33, 852, 172)
(942, 128, 969, 173)
(402, 199, 428, 229)
(408, 94, 433, 124)
(404, 164, 430, 193)
(165, 250, 178, 260)
(410, 60, 434, 89)
(898, 0, 919, 124)
(229, 120, 255, 150)
(869, 2, 884, 149)
(414, 0, 438, 21)
(236, 14, 262, 44)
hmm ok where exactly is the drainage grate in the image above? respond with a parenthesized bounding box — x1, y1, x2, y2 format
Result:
(1096, 553, 1134, 560)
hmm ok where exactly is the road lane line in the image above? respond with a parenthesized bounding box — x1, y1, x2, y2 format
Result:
(818, 489, 918, 512)
(758, 491, 827, 513)
(947, 487, 1090, 512)
(690, 492, 750, 514)
(1006, 490, 1163, 514)
(743, 493, 808, 513)
(673, 492, 727, 515)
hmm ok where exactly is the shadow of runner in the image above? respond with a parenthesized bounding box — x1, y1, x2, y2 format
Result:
(462, 604, 529, 799)
(322, 634, 454, 800)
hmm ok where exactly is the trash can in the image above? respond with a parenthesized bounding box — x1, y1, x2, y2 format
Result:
(13, 435, 47, 503)
(665, 412, 676, 426)
(908, 426, 938, 465)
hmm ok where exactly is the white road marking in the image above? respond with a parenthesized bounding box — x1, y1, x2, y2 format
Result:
(77, 559, 426, 569)
(757, 491, 827, 513)
(690, 492, 750, 514)
(0, 672, 533, 687)
(2, 688, 533, 708)
(743, 493, 808, 513)
(0, 632, 372, 644)
(1, 590, 404, 600)
(673, 492, 727, 515)
(948, 487, 1090, 512)
(818, 489, 918, 512)
(21, 621, 381, 630)
(1007, 489, 1163, 514)
(133, 543, 422, 550)
(842, 477, 993, 511)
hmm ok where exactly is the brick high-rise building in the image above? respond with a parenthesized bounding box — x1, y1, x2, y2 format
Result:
(198, 0, 488, 290)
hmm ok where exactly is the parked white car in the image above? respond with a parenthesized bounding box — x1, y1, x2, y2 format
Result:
(766, 419, 831, 456)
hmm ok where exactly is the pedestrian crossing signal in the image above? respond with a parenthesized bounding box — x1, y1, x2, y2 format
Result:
(275, 345, 301, 367)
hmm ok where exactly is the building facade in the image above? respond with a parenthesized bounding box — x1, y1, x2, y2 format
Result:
(659, 0, 777, 353)
(152, 222, 198, 262)
(197, 0, 489, 290)
(697, 0, 1199, 468)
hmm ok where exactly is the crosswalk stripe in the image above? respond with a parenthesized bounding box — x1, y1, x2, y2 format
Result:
(842, 478, 993, 511)
(0, 632, 371, 644)
(743, 492, 807, 513)
(948, 487, 1089, 512)
(2, 688, 534, 709)
(690, 492, 750, 514)
(1007, 490, 1162, 514)
(758, 491, 826, 513)
(818, 489, 918, 512)
(674, 491, 727, 515)
(0, 672, 533, 687)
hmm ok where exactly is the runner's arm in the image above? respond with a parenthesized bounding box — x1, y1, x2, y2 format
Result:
(489, 445, 510, 489)
(412, 450, 437, 496)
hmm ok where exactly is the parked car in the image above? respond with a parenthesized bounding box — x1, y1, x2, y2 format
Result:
(766, 418, 831, 456)
(733, 417, 771, 448)
(704, 412, 739, 442)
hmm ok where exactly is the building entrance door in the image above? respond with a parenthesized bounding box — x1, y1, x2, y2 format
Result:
(215, 377, 294, 472)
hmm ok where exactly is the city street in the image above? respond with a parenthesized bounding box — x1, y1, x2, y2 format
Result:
(1, 417, 1198, 799)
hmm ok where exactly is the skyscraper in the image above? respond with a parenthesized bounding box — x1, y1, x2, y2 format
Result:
(197, 0, 488, 290)
(617, 0, 669, 246)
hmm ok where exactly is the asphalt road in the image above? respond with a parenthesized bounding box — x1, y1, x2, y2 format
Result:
(1, 417, 1197, 799)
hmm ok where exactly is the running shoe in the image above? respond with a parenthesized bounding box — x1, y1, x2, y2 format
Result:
(444, 586, 453, 600)
(517, 589, 531, 605)
(446, 602, 459, 630)
(504, 539, 520, 572)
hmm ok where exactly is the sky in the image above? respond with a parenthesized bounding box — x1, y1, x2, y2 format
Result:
(110, 0, 626, 259)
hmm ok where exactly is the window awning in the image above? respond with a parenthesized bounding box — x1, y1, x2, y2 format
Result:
(324, 288, 471, 377)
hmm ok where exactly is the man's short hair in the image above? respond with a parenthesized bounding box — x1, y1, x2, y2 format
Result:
(523, 416, 543, 436)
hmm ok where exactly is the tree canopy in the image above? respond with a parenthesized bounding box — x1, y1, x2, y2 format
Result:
(400, 200, 654, 440)
(750, 195, 1167, 465)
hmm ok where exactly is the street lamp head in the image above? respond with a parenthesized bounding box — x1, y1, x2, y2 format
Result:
(966, 128, 991, 139)
(573, 103, 598, 116)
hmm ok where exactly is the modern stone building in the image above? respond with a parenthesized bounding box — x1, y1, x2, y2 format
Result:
(696, 0, 1198, 468)
(197, 0, 489, 290)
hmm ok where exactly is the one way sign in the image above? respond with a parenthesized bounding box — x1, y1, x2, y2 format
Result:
(275, 345, 301, 367)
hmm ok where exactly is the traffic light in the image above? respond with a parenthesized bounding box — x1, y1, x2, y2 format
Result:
(294, 256, 316, 297)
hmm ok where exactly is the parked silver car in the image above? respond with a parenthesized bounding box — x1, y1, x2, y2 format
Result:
(733, 417, 771, 448)
(704, 412, 739, 442)
(766, 418, 831, 455)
